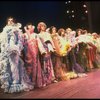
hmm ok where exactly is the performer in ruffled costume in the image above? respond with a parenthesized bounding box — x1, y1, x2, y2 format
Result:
(66, 29, 86, 77)
(75, 29, 89, 72)
(23, 23, 46, 88)
(91, 33, 100, 68)
(37, 22, 56, 85)
(0, 17, 34, 93)
(50, 27, 72, 80)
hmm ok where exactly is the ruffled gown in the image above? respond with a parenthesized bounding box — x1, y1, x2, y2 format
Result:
(0, 25, 34, 93)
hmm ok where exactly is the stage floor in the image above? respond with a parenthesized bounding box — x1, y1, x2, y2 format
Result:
(1, 68, 100, 99)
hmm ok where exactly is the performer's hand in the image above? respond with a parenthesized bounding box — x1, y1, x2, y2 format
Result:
(24, 26, 28, 32)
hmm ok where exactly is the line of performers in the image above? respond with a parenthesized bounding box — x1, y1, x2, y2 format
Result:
(0, 17, 100, 93)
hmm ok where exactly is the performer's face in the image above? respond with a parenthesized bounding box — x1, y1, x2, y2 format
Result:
(78, 31, 81, 36)
(27, 25, 34, 33)
(61, 31, 65, 36)
(7, 18, 14, 26)
(92, 34, 97, 39)
(41, 25, 46, 31)
(52, 27, 56, 33)
(66, 29, 72, 34)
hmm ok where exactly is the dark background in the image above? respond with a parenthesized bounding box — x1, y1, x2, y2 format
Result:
(0, 1, 100, 33)
(89, 1, 100, 33)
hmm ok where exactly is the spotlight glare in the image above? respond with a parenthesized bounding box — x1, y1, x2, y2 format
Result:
(68, 1, 71, 3)
(72, 10, 74, 13)
(72, 15, 75, 18)
(85, 10, 88, 13)
(65, 2, 67, 4)
(83, 4, 86, 7)
(67, 10, 69, 13)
